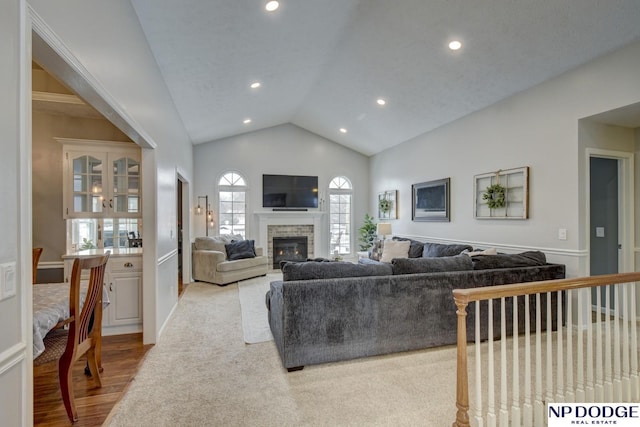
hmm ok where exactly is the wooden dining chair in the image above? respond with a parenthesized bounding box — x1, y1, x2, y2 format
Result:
(32, 247, 43, 284)
(33, 253, 110, 423)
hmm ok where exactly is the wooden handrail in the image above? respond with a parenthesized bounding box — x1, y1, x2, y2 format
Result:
(453, 272, 640, 304)
(452, 272, 640, 427)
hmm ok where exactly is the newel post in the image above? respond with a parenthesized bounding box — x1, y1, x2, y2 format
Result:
(453, 294, 470, 427)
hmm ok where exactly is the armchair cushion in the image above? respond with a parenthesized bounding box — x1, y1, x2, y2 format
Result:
(194, 236, 228, 255)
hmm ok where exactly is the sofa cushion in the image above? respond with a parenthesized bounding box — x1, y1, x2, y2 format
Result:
(392, 237, 425, 258)
(281, 261, 392, 281)
(380, 239, 410, 263)
(422, 242, 473, 257)
(391, 254, 473, 275)
(216, 254, 267, 272)
(472, 251, 547, 270)
(194, 236, 228, 253)
(225, 239, 256, 261)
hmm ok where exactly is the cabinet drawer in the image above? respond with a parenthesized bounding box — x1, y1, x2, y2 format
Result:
(110, 256, 142, 272)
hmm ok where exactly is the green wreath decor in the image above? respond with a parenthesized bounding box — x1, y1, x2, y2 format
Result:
(483, 183, 506, 209)
(378, 198, 392, 214)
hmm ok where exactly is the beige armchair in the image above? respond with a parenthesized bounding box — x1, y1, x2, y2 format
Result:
(192, 236, 268, 285)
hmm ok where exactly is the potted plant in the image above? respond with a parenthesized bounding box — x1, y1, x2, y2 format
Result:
(358, 213, 377, 251)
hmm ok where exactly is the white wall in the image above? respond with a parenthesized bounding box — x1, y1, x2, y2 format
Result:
(370, 41, 640, 278)
(0, 0, 32, 426)
(27, 0, 194, 342)
(193, 123, 370, 258)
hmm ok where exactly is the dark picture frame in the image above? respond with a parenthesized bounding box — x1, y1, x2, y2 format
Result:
(412, 178, 450, 222)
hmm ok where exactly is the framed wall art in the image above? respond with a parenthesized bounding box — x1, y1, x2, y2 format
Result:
(474, 166, 529, 219)
(412, 178, 450, 222)
(378, 190, 398, 219)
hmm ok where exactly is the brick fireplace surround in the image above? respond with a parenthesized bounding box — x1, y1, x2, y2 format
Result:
(255, 211, 324, 271)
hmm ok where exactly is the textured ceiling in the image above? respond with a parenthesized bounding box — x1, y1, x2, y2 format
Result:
(131, 0, 640, 156)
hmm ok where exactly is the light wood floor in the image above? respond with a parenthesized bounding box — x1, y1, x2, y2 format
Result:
(34, 333, 152, 426)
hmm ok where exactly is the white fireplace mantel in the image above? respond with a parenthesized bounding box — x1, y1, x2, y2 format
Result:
(255, 211, 324, 258)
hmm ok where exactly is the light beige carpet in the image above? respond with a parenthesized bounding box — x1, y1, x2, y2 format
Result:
(237, 273, 280, 344)
(106, 281, 460, 426)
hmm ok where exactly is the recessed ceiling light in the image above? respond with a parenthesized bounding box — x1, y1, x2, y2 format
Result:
(448, 40, 462, 51)
(250, 82, 261, 89)
(243, 118, 252, 124)
(339, 128, 347, 134)
(265, 1, 279, 12)
(376, 98, 386, 106)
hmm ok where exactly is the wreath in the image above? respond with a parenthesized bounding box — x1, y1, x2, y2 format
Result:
(378, 198, 392, 214)
(483, 183, 506, 209)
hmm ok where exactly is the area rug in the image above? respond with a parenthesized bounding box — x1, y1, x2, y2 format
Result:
(237, 273, 280, 343)
(106, 282, 459, 426)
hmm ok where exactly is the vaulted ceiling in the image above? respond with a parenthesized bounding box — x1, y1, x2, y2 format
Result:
(130, 0, 640, 156)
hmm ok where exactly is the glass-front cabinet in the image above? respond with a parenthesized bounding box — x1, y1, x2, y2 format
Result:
(60, 139, 141, 219)
(59, 138, 142, 252)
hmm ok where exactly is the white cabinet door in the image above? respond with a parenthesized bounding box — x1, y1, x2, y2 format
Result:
(63, 150, 108, 218)
(60, 139, 141, 219)
(109, 151, 142, 218)
(107, 271, 142, 326)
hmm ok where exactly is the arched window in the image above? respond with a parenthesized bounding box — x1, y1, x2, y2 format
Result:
(328, 176, 352, 256)
(218, 172, 247, 238)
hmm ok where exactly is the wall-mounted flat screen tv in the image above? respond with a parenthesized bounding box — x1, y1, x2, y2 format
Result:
(263, 174, 318, 208)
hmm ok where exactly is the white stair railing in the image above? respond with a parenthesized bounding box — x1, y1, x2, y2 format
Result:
(453, 273, 640, 427)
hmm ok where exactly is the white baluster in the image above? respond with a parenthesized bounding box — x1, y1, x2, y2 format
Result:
(576, 289, 585, 402)
(488, 299, 496, 427)
(522, 296, 533, 427)
(565, 289, 574, 403)
(474, 301, 484, 427)
(621, 283, 630, 401)
(595, 285, 603, 401)
(629, 282, 639, 401)
(511, 296, 521, 427)
(556, 291, 564, 403)
(604, 285, 613, 401)
(499, 298, 509, 427)
(546, 292, 554, 405)
(613, 284, 622, 401)
(534, 294, 543, 426)
(586, 287, 594, 401)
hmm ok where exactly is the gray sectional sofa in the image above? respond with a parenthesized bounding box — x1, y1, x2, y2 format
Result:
(266, 243, 565, 371)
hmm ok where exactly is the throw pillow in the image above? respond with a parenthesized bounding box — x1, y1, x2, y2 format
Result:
(369, 240, 382, 261)
(464, 247, 498, 257)
(392, 237, 425, 258)
(391, 254, 473, 275)
(281, 261, 392, 281)
(472, 251, 547, 270)
(423, 242, 474, 257)
(380, 239, 410, 263)
(225, 239, 256, 261)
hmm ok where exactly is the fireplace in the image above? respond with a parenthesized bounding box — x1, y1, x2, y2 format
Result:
(273, 236, 308, 268)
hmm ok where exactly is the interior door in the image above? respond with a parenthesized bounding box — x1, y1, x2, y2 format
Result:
(589, 156, 619, 310)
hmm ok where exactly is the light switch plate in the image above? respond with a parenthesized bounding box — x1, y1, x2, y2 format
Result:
(0, 262, 16, 301)
(558, 228, 567, 240)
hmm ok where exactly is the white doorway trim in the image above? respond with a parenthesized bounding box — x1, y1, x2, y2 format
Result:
(176, 168, 191, 285)
(585, 148, 634, 275)
(29, 6, 160, 347)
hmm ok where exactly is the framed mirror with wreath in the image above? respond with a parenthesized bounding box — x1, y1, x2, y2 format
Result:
(474, 166, 529, 219)
(378, 190, 397, 219)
